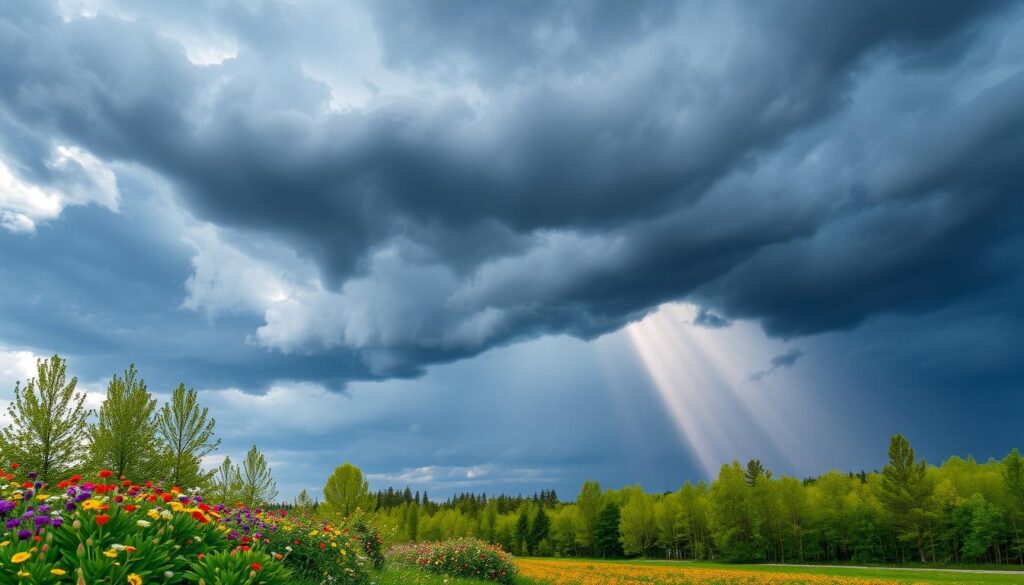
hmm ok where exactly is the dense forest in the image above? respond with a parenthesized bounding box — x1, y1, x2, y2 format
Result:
(369, 436, 1024, 566)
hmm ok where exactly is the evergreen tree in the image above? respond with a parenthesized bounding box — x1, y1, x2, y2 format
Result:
(155, 384, 219, 488)
(89, 365, 162, 480)
(879, 434, 932, 562)
(594, 502, 623, 558)
(529, 506, 551, 554)
(238, 445, 277, 506)
(0, 355, 89, 482)
(515, 509, 531, 555)
(323, 462, 371, 516)
(745, 459, 768, 486)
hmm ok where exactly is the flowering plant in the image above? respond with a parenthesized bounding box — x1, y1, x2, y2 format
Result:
(0, 465, 292, 584)
(387, 538, 517, 584)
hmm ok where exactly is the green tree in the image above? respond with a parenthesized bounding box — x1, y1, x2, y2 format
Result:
(577, 480, 603, 553)
(710, 461, 763, 561)
(594, 502, 623, 558)
(294, 488, 315, 511)
(529, 506, 551, 554)
(1003, 448, 1024, 563)
(745, 459, 769, 486)
(89, 364, 162, 480)
(323, 462, 372, 516)
(406, 503, 420, 541)
(212, 455, 241, 504)
(515, 508, 531, 555)
(620, 492, 658, 557)
(155, 384, 219, 488)
(878, 434, 932, 562)
(0, 355, 89, 482)
(238, 445, 277, 506)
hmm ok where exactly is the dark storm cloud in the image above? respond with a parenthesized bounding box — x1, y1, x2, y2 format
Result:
(0, 0, 1022, 377)
(693, 308, 731, 329)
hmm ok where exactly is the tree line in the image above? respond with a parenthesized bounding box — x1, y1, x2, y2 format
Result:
(0, 355, 278, 506)
(366, 435, 1024, 566)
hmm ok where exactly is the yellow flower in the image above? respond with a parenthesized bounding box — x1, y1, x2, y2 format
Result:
(0, 541, 9, 547)
(17, 570, 29, 577)
(146, 509, 160, 520)
(81, 499, 102, 511)
(51, 569, 67, 576)
(127, 573, 142, 585)
(103, 549, 118, 558)
(11, 551, 31, 563)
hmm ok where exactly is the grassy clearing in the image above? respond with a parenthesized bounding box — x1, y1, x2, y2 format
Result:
(374, 566, 537, 585)
(517, 558, 1024, 585)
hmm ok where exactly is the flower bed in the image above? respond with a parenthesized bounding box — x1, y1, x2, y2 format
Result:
(0, 464, 375, 584)
(387, 538, 517, 584)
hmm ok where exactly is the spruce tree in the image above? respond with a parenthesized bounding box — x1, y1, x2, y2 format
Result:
(879, 434, 931, 562)
(529, 506, 551, 554)
(594, 502, 623, 558)
(515, 509, 531, 555)
(0, 355, 89, 482)
(155, 384, 219, 488)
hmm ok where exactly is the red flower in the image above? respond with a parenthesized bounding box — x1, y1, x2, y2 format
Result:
(191, 511, 209, 523)
(124, 505, 137, 512)
(95, 515, 110, 526)
(238, 545, 251, 551)
(319, 542, 326, 549)
(22, 482, 32, 489)
(160, 493, 172, 503)
(98, 469, 113, 478)
(10, 463, 18, 469)
(69, 474, 82, 484)
(197, 553, 204, 560)
(251, 563, 262, 571)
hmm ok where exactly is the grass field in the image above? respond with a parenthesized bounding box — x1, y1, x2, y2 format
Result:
(512, 558, 1024, 585)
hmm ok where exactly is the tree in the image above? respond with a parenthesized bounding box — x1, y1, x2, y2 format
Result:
(515, 509, 531, 555)
(529, 506, 551, 554)
(1004, 448, 1024, 564)
(620, 492, 658, 557)
(155, 384, 219, 488)
(89, 364, 162, 480)
(238, 445, 277, 506)
(710, 461, 763, 561)
(745, 459, 768, 487)
(577, 480, 603, 553)
(878, 434, 932, 562)
(323, 463, 371, 516)
(0, 355, 90, 482)
(594, 502, 623, 558)
(212, 455, 241, 504)
(294, 489, 315, 511)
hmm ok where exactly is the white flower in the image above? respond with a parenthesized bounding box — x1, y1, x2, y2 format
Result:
(136, 520, 151, 528)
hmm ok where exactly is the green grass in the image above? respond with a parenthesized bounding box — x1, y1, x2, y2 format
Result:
(373, 560, 1024, 585)
(570, 558, 1024, 584)
(374, 566, 536, 585)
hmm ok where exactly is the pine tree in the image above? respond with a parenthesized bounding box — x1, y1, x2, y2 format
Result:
(155, 384, 219, 488)
(879, 434, 932, 562)
(323, 463, 371, 516)
(294, 489, 315, 511)
(529, 506, 551, 554)
(594, 502, 623, 558)
(515, 508, 531, 555)
(89, 364, 162, 480)
(0, 355, 90, 483)
(238, 445, 277, 506)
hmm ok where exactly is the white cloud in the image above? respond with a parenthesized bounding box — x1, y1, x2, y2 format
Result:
(0, 146, 120, 233)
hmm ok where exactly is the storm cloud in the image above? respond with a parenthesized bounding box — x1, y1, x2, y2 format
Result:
(1, 0, 1022, 380)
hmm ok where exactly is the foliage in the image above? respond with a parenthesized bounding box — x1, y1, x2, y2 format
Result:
(88, 364, 163, 480)
(0, 356, 89, 483)
(0, 466, 290, 584)
(387, 538, 517, 584)
(238, 445, 277, 507)
(323, 463, 371, 517)
(594, 502, 623, 558)
(156, 384, 220, 489)
(260, 509, 373, 585)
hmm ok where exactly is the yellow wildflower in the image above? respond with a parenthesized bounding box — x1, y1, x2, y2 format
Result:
(127, 573, 142, 585)
(51, 569, 67, 576)
(11, 551, 31, 563)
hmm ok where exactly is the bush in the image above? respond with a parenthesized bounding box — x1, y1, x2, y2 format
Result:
(261, 509, 373, 585)
(387, 538, 517, 584)
(0, 465, 291, 584)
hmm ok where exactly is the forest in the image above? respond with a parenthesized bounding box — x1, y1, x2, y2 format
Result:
(368, 436, 1024, 566)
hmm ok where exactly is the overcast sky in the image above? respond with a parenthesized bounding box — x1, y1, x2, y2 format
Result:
(1, 0, 1023, 501)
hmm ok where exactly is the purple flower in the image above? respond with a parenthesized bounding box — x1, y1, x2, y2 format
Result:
(27, 471, 38, 480)
(52, 517, 63, 528)
(0, 500, 15, 514)
(5, 518, 20, 529)
(65, 502, 76, 512)
(17, 529, 31, 540)
(34, 516, 50, 527)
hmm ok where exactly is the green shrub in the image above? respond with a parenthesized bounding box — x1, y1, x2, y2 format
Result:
(387, 538, 517, 584)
